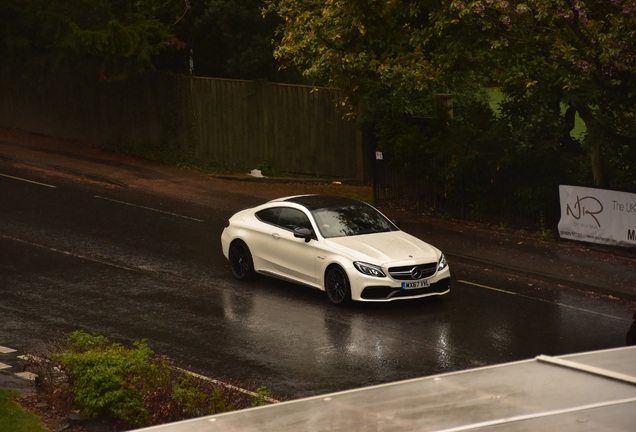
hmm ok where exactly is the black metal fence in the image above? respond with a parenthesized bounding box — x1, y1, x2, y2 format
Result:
(372, 146, 561, 230)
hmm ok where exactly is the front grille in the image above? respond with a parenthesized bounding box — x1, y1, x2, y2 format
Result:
(388, 262, 437, 280)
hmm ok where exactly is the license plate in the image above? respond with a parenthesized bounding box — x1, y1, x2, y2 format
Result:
(401, 279, 430, 290)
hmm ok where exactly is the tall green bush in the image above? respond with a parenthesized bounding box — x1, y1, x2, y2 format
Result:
(50, 331, 255, 427)
(53, 331, 163, 424)
(372, 90, 589, 229)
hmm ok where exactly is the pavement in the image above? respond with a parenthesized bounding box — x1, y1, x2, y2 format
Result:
(1, 126, 636, 393)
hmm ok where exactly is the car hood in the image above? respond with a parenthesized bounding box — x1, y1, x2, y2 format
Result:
(324, 231, 440, 265)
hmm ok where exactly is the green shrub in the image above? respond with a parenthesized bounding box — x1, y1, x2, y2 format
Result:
(47, 331, 265, 427)
(534, 214, 555, 242)
(53, 331, 158, 425)
(251, 386, 273, 407)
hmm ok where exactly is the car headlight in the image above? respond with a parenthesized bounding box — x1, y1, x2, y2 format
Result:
(354, 262, 386, 277)
(438, 253, 447, 271)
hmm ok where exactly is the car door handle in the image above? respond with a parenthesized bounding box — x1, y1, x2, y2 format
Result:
(271, 233, 281, 240)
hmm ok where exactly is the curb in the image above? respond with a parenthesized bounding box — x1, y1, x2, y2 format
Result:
(49, 165, 129, 188)
(0, 153, 128, 188)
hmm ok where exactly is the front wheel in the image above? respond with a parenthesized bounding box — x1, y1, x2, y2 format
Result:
(325, 266, 352, 306)
(229, 240, 255, 280)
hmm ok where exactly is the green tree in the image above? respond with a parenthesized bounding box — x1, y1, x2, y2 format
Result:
(265, 1, 454, 113)
(1, 0, 296, 82)
(0, 0, 189, 81)
(266, 0, 636, 189)
(443, 0, 636, 187)
(171, 0, 293, 80)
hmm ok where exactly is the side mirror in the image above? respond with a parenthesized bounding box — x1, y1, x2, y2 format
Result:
(293, 227, 313, 242)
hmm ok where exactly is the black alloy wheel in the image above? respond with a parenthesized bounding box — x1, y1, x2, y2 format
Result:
(325, 266, 352, 305)
(229, 240, 255, 280)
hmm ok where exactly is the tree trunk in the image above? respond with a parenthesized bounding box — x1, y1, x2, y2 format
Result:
(576, 106, 605, 186)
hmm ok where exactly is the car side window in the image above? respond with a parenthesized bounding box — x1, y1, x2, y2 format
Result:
(256, 207, 282, 225)
(256, 207, 311, 232)
(278, 208, 312, 231)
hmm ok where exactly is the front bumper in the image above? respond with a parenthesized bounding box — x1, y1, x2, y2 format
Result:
(346, 262, 451, 302)
(359, 277, 451, 301)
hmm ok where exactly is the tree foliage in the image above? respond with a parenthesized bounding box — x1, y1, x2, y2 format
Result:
(168, 0, 293, 80)
(265, 1, 452, 114)
(445, 0, 636, 186)
(266, 0, 636, 190)
(0, 0, 189, 81)
(0, 0, 297, 82)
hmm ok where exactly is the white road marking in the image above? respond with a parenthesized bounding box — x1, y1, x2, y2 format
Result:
(0, 173, 56, 188)
(0, 346, 17, 354)
(0, 234, 137, 272)
(94, 195, 204, 222)
(458, 279, 628, 321)
(458, 280, 517, 295)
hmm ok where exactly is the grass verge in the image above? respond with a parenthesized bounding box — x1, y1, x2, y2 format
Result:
(0, 389, 48, 432)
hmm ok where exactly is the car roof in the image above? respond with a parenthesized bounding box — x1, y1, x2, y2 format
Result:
(281, 195, 367, 210)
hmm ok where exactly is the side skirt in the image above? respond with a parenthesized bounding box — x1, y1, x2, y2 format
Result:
(258, 270, 324, 292)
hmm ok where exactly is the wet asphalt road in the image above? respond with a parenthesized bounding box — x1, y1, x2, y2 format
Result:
(0, 163, 632, 399)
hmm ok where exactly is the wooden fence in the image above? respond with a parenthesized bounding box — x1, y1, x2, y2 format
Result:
(0, 72, 366, 179)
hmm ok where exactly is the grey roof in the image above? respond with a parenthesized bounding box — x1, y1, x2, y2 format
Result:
(135, 346, 636, 432)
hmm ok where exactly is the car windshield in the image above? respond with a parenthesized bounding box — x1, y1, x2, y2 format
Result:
(311, 203, 398, 238)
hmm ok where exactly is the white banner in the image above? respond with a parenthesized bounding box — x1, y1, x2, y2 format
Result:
(558, 185, 636, 247)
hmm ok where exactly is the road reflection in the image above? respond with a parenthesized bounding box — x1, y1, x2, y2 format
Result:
(217, 283, 453, 396)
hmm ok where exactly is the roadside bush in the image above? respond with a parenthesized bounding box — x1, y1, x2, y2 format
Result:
(53, 331, 158, 424)
(28, 331, 272, 428)
(372, 94, 571, 230)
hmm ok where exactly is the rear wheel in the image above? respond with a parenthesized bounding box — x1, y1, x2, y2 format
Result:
(229, 240, 255, 280)
(325, 266, 351, 305)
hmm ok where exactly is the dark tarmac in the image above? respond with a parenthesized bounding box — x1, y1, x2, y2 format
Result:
(1, 126, 635, 394)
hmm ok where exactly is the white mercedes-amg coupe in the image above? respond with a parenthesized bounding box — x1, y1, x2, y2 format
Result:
(221, 195, 451, 305)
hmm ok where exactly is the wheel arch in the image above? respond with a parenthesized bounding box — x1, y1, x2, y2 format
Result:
(227, 238, 256, 280)
(323, 262, 353, 305)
